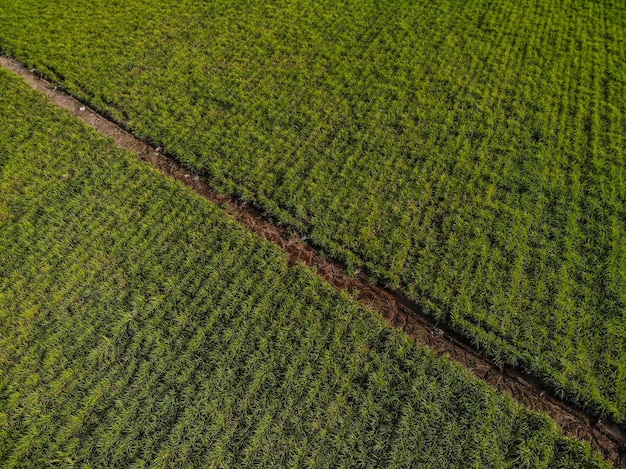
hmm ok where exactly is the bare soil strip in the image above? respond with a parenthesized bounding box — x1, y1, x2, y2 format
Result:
(2, 55, 624, 467)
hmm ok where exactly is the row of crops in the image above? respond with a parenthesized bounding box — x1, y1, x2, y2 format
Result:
(0, 68, 610, 467)
(0, 0, 623, 423)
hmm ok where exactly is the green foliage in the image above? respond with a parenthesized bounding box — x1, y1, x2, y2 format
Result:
(0, 69, 610, 467)
(1, 0, 623, 422)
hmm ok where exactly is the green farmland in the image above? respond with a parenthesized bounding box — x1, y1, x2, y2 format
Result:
(1, 0, 624, 423)
(0, 68, 609, 467)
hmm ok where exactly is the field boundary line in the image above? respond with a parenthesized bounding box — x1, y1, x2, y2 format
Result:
(1, 55, 623, 467)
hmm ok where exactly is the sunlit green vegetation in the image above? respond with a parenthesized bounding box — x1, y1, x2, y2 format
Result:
(1, 0, 625, 424)
(0, 68, 612, 468)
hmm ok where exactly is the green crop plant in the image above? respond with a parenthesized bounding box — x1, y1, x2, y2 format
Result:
(1, 0, 625, 426)
(0, 68, 610, 467)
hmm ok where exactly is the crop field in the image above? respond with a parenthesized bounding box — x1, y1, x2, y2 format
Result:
(1, 0, 624, 424)
(0, 68, 611, 467)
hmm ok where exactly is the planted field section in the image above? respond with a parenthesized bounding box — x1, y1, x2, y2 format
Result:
(1, 0, 625, 424)
(0, 69, 611, 468)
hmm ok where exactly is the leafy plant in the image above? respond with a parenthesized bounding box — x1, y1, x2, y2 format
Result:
(0, 68, 609, 467)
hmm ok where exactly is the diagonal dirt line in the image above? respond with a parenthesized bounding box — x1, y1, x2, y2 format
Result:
(1, 54, 624, 467)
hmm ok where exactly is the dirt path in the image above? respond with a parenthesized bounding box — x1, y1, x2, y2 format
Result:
(1, 54, 624, 467)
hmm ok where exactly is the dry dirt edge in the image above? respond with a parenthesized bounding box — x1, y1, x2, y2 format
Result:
(2, 55, 624, 467)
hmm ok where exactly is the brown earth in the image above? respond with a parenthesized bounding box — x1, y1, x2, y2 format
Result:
(1, 54, 624, 467)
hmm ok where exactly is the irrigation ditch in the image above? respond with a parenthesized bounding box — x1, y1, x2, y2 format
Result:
(1, 54, 624, 467)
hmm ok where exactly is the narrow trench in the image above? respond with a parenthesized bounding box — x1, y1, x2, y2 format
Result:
(1, 55, 624, 467)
